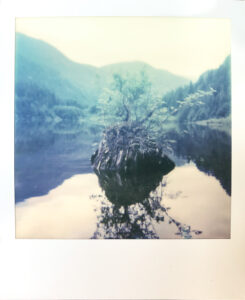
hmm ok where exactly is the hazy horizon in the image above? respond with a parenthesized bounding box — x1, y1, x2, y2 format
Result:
(16, 17, 230, 81)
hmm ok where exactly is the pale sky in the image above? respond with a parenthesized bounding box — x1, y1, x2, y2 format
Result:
(16, 17, 231, 80)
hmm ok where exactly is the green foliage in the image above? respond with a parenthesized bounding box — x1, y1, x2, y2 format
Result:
(94, 67, 219, 134)
(15, 33, 231, 132)
(15, 81, 59, 125)
(163, 56, 231, 122)
(100, 61, 189, 95)
(15, 81, 86, 128)
(97, 71, 165, 127)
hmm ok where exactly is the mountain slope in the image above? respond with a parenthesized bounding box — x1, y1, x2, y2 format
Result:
(163, 56, 231, 122)
(15, 33, 101, 106)
(100, 61, 189, 95)
(15, 33, 189, 109)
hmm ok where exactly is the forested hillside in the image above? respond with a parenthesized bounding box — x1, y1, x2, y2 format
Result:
(15, 33, 231, 131)
(15, 33, 189, 127)
(163, 56, 231, 122)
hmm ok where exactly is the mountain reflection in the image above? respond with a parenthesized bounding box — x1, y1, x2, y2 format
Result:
(14, 123, 99, 202)
(162, 124, 231, 195)
(92, 163, 202, 239)
(15, 122, 231, 206)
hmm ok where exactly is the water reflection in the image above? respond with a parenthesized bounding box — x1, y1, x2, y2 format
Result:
(15, 123, 100, 202)
(15, 122, 231, 239)
(162, 124, 231, 195)
(15, 163, 230, 239)
(15, 122, 231, 203)
(94, 160, 174, 207)
(15, 174, 101, 239)
(159, 163, 231, 239)
(92, 163, 203, 239)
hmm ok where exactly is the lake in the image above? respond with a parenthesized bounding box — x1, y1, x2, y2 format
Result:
(15, 122, 231, 239)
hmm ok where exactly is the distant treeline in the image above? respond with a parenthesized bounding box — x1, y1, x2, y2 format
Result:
(163, 56, 231, 122)
(14, 32, 231, 128)
(15, 81, 86, 126)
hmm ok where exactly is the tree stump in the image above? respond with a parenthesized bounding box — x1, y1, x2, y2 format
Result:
(91, 123, 175, 173)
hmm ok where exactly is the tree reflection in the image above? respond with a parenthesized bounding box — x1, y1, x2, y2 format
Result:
(91, 162, 202, 239)
(161, 123, 231, 195)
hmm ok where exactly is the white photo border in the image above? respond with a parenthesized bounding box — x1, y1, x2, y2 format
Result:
(0, 0, 245, 299)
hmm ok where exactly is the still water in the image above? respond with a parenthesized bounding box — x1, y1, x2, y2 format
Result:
(15, 123, 231, 239)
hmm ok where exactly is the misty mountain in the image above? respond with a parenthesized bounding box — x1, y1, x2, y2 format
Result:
(15, 33, 190, 126)
(15, 33, 101, 106)
(15, 33, 230, 130)
(100, 61, 189, 95)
